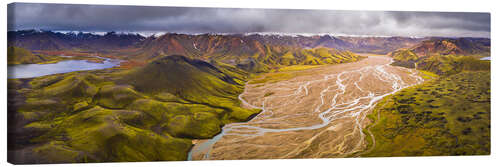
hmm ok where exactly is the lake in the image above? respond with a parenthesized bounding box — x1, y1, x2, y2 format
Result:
(480, 57, 491, 60)
(8, 58, 120, 79)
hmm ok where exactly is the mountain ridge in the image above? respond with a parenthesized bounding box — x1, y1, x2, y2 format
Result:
(389, 37, 490, 75)
(8, 29, 432, 55)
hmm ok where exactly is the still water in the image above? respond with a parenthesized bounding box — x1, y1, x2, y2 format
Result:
(480, 57, 491, 60)
(8, 58, 120, 79)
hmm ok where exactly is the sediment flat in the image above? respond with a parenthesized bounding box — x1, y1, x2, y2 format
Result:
(190, 56, 423, 160)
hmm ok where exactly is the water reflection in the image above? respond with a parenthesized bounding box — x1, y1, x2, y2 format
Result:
(8, 58, 120, 79)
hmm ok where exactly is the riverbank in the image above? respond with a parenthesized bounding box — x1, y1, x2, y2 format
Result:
(189, 55, 425, 160)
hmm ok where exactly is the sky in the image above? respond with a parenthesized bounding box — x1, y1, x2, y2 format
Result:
(7, 3, 491, 38)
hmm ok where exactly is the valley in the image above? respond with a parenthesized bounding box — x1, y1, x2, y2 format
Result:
(5, 3, 494, 164)
(6, 30, 491, 163)
(190, 55, 426, 159)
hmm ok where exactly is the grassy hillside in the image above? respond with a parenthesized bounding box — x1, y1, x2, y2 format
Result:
(389, 38, 490, 75)
(241, 47, 362, 73)
(8, 55, 260, 163)
(362, 71, 490, 156)
(122, 55, 260, 122)
(7, 46, 64, 65)
(125, 33, 363, 72)
(366, 38, 491, 156)
(398, 38, 491, 58)
(7, 46, 107, 65)
(390, 49, 490, 76)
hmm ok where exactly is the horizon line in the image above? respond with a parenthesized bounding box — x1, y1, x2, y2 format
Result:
(8, 29, 491, 39)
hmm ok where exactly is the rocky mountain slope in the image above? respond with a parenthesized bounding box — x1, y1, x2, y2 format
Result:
(8, 30, 145, 51)
(389, 38, 490, 75)
(8, 30, 425, 56)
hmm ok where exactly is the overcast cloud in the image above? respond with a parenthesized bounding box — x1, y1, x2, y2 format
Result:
(7, 3, 490, 38)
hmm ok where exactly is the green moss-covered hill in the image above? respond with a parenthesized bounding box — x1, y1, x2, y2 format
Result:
(362, 71, 490, 156)
(388, 38, 490, 75)
(7, 46, 63, 65)
(411, 38, 490, 57)
(135, 43, 362, 74)
(8, 55, 260, 163)
(124, 33, 363, 73)
(363, 38, 491, 157)
(7, 46, 106, 65)
(233, 47, 362, 73)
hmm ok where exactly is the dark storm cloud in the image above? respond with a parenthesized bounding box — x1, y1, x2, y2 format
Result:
(387, 12, 490, 31)
(8, 3, 490, 37)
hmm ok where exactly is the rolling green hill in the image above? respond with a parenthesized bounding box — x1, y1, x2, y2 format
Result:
(363, 71, 490, 157)
(389, 38, 490, 75)
(411, 38, 490, 57)
(362, 37, 491, 157)
(8, 55, 260, 163)
(129, 34, 363, 73)
(8, 30, 368, 163)
(9, 30, 490, 163)
(7, 46, 63, 65)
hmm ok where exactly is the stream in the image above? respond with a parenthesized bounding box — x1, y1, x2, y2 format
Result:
(188, 56, 424, 160)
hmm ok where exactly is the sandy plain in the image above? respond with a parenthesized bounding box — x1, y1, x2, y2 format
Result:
(190, 55, 424, 160)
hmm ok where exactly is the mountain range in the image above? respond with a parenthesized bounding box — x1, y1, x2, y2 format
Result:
(389, 37, 490, 75)
(8, 30, 426, 54)
(8, 29, 491, 75)
(8, 30, 146, 51)
(7, 29, 491, 163)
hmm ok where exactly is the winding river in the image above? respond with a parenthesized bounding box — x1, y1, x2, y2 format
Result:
(8, 54, 425, 159)
(189, 56, 424, 160)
